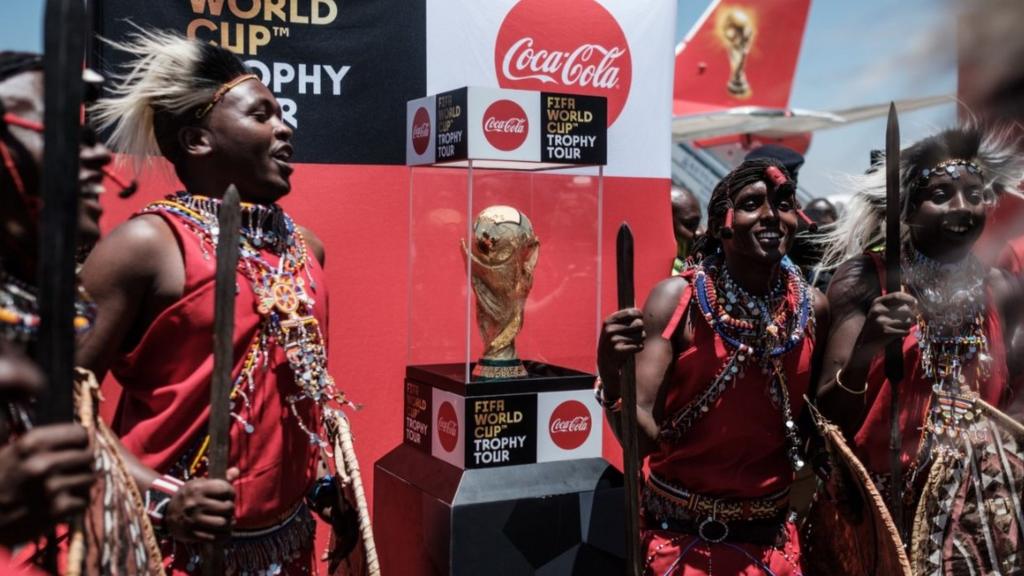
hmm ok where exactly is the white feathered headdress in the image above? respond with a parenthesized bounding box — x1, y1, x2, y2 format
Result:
(90, 26, 250, 170)
(816, 124, 1024, 273)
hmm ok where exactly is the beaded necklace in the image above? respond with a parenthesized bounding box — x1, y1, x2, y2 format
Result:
(903, 245, 990, 462)
(0, 268, 157, 572)
(0, 266, 95, 344)
(143, 192, 348, 474)
(661, 256, 813, 472)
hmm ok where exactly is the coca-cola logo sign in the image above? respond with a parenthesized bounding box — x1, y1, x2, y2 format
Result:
(549, 400, 591, 450)
(482, 99, 529, 151)
(437, 401, 459, 453)
(495, 0, 632, 125)
(411, 106, 432, 155)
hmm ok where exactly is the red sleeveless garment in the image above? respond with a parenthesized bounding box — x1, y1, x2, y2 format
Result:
(644, 276, 814, 576)
(852, 256, 1022, 572)
(852, 262, 1008, 475)
(111, 209, 324, 571)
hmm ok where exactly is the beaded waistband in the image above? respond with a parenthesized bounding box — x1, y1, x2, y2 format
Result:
(644, 474, 789, 523)
(178, 502, 315, 575)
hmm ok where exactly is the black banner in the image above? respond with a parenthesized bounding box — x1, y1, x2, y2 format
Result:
(435, 87, 467, 163)
(466, 394, 536, 469)
(94, 0, 425, 165)
(403, 379, 431, 452)
(540, 92, 607, 165)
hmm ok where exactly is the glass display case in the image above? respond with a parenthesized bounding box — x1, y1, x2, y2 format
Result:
(375, 87, 624, 575)
(405, 163, 603, 468)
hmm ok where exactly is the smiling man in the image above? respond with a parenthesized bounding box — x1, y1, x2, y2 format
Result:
(598, 159, 829, 574)
(79, 29, 363, 574)
(815, 126, 1024, 573)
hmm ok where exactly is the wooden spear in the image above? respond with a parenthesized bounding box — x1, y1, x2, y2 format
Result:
(36, 0, 86, 570)
(205, 185, 241, 575)
(616, 223, 642, 576)
(884, 103, 906, 536)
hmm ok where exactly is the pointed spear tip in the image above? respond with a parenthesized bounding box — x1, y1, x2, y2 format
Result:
(617, 222, 633, 243)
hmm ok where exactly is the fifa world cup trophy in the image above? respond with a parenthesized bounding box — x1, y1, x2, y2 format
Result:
(463, 205, 540, 380)
(718, 7, 755, 98)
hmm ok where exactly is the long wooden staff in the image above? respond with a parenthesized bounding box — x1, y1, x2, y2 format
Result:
(36, 0, 84, 423)
(35, 0, 86, 571)
(205, 185, 241, 576)
(884, 103, 906, 535)
(616, 223, 642, 576)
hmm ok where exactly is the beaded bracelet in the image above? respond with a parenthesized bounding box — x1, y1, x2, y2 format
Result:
(145, 474, 184, 532)
(593, 378, 623, 412)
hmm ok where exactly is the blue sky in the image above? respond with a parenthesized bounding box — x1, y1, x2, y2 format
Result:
(4, 1, 956, 197)
(3, 2, 44, 52)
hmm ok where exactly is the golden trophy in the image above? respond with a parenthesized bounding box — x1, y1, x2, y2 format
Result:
(717, 7, 755, 98)
(462, 205, 540, 380)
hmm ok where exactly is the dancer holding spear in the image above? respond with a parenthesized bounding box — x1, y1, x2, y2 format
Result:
(815, 122, 1024, 573)
(79, 28, 373, 574)
(598, 159, 829, 574)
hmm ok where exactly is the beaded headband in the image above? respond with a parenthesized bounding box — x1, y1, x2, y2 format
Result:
(918, 158, 983, 186)
(195, 73, 259, 119)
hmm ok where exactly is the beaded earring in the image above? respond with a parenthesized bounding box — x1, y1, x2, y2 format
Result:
(720, 205, 735, 239)
(796, 209, 818, 232)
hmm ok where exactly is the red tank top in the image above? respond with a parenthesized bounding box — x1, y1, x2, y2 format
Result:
(852, 257, 1007, 474)
(111, 209, 325, 529)
(647, 279, 815, 499)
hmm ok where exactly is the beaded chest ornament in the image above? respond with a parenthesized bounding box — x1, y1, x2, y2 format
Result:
(143, 192, 352, 475)
(0, 266, 95, 344)
(660, 256, 813, 472)
(904, 246, 990, 460)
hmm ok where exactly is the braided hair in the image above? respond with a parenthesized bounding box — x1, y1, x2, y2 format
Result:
(0, 52, 42, 83)
(691, 158, 796, 261)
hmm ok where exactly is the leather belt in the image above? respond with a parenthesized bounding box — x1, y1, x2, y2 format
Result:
(643, 474, 791, 546)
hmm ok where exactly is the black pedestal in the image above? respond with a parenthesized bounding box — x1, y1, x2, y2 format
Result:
(374, 363, 626, 574)
(375, 445, 625, 575)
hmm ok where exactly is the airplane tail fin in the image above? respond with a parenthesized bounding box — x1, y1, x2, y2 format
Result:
(674, 0, 812, 114)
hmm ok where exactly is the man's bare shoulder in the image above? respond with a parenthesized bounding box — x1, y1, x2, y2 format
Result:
(827, 255, 879, 304)
(643, 276, 690, 325)
(83, 214, 177, 281)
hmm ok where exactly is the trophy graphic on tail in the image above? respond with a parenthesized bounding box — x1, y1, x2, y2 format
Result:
(717, 6, 756, 98)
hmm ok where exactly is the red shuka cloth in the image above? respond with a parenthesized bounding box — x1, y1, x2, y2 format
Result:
(111, 210, 325, 529)
(648, 286, 814, 498)
(644, 280, 814, 575)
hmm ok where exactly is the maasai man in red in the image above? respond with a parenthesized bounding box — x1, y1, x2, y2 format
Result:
(599, 159, 829, 575)
(816, 126, 1024, 574)
(80, 29, 371, 574)
(0, 50, 167, 574)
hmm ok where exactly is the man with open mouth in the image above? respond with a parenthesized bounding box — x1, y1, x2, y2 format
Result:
(598, 158, 829, 575)
(78, 29, 368, 575)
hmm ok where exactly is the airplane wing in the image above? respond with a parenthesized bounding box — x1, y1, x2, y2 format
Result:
(672, 94, 953, 142)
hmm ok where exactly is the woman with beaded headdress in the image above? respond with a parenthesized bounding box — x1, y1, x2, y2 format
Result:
(814, 125, 1024, 574)
(78, 28, 374, 574)
(598, 158, 829, 574)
